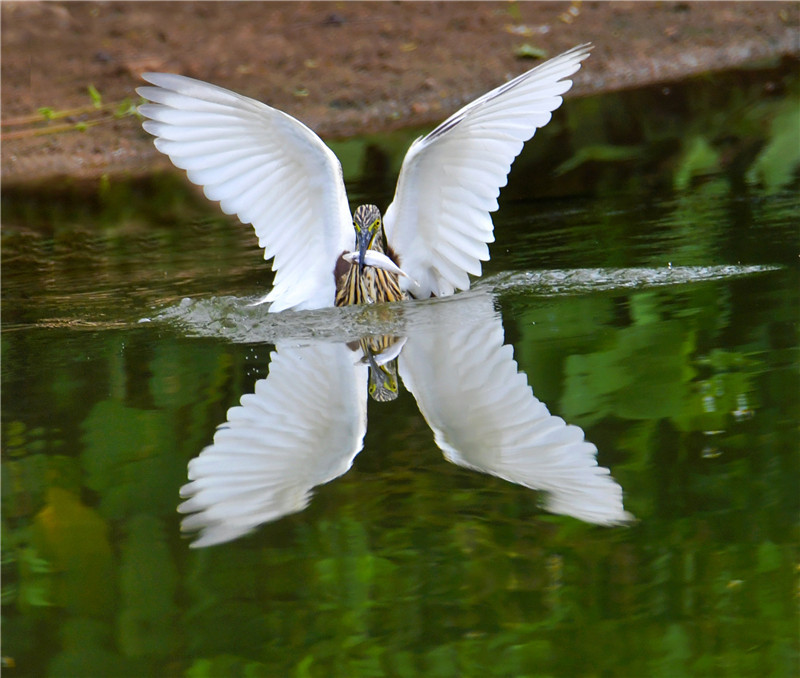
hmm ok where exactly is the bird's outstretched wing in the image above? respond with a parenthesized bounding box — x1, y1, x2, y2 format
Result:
(178, 341, 368, 547)
(383, 44, 591, 298)
(398, 293, 632, 526)
(137, 74, 354, 312)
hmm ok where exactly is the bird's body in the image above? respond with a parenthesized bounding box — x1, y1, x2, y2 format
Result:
(137, 44, 591, 312)
(334, 205, 407, 307)
(335, 261, 405, 307)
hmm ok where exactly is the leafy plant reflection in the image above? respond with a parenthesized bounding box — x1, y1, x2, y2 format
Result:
(179, 293, 633, 547)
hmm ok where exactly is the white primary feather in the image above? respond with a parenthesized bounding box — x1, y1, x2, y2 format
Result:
(384, 44, 591, 298)
(138, 45, 589, 310)
(137, 73, 353, 312)
(178, 341, 368, 547)
(398, 292, 632, 526)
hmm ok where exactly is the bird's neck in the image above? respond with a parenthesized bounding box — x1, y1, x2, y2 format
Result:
(369, 228, 387, 253)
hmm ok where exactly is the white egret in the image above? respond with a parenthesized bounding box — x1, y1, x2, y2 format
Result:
(137, 44, 591, 312)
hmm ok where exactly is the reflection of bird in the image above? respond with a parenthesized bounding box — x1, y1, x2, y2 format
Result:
(359, 335, 407, 402)
(179, 293, 631, 547)
(137, 45, 590, 312)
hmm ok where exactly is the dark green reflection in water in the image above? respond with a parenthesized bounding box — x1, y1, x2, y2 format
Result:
(2, 66, 798, 678)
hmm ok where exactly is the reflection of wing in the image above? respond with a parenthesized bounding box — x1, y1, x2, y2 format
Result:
(137, 74, 353, 312)
(179, 341, 368, 547)
(384, 45, 590, 299)
(399, 294, 632, 526)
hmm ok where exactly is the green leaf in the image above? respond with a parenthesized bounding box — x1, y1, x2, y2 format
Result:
(293, 655, 314, 678)
(185, 659, 213, 678)
(514, 44, 548, 60)
(20, 548, 51, 574)
(1, 583, 17, 604)
(555, 144, 641, 175)
(22, 583, 52, 607)
(674, 135, 720, 191)
(756, 540, 781, 574)
(87, 84, 102, 108)
(746, 95, 800, 192)
(114, 98, 135, 118)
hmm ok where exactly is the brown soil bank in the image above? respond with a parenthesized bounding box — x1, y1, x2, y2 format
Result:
(2, 1, 798, 187)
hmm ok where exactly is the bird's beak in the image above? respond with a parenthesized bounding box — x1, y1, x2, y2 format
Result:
(356, 228, 372, 274)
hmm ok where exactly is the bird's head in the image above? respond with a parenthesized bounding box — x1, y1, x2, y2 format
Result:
(353, 204, 383, 273)
(368, 362, 399, 402)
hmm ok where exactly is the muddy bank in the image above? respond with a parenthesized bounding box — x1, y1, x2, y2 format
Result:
(2, 1, 798, 186)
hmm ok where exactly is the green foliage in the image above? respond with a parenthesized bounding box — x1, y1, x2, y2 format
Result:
(554, 143, 642, 175)
(3, 84, 138, 141)
(186, 656, 272, 677)
(81, 400, 182, 519)
(505, 1, 523, 23)
(513, 44, 548, 60)
(1, 535, 53, 613)
(746, 92, 800, 192)
(673, 135, 721, 191)
(88, 83, 103, 108)
(115, 97, 138, 119)
(529, 65, 800, 196)
(118, 515, 178, 657)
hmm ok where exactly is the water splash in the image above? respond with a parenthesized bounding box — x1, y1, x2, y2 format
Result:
(152, 264, 780, 343)
(483, 264, 780, 296)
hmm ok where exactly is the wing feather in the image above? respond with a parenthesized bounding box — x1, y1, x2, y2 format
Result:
(384, 44, 591, 298)
(138, 74, 354, 312)
(178, 341, 368, 547)
(398, 292, 633, 526)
